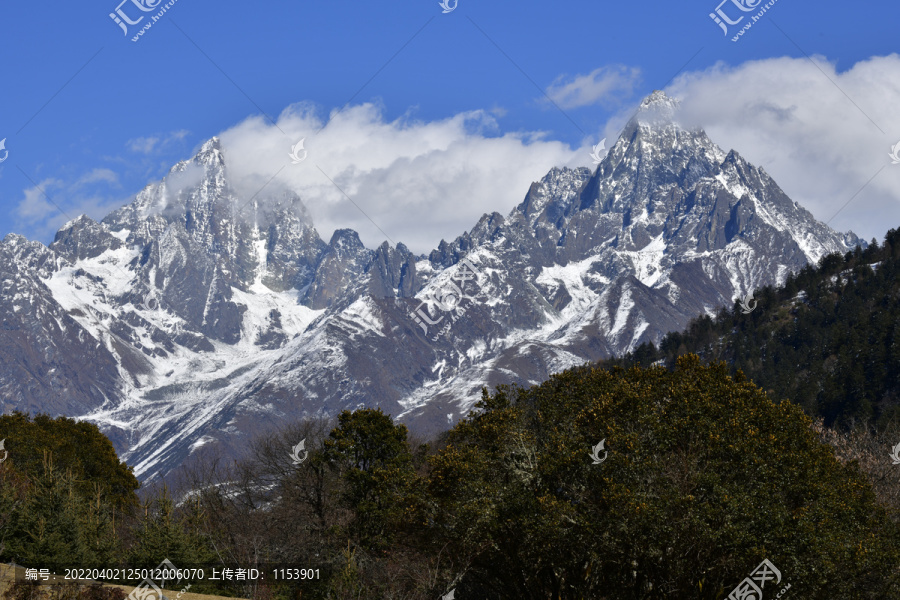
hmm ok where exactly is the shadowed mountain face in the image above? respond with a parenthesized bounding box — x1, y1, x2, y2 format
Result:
(0, 91, 862, 481)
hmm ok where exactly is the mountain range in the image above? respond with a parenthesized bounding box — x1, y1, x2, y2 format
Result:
(0, 91, 863, 481)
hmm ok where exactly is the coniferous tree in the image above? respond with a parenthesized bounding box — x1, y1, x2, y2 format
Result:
(0, 463, 28, 561)
(80, 482, 121, 567)
(127, 486, 216, 570)
(9, 457, 89, 570)
(324, 409, 420, 551)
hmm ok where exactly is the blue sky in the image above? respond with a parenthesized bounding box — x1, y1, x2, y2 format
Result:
(1, 0, 898, 252)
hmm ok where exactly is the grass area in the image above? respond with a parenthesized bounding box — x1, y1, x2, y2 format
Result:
(0, 565, 246, 600)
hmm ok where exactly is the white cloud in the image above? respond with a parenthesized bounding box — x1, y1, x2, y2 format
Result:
(546, 65, 642, 110)
(16, 178, 63, 223)
(667, 54, 900, 242)
(77, 168, 120, 186)
(15, 172, 127, 242)
(128, 136, 160, 154)
(127, 130, 190, 155)
(218, 102, 596, 253)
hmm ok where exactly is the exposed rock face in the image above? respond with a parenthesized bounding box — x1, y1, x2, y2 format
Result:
(0, 234, 121, 418)
(0, 92, 863, 481)
(51, 215, 124, 261)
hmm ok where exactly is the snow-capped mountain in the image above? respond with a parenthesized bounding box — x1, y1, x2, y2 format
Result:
(0, 91, 862, 481)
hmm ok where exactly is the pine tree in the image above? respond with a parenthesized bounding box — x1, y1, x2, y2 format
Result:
(0, 463, 28, 562)
(323, 409, 419, 550)
(127, 485, 216, 571)
(80, 482, 121, 567)
(10, 455, 89, 570)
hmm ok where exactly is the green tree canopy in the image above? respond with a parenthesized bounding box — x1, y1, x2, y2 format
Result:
(126, 486, 217, 571)
(427, 355, 900, 599)
(0, 412, 139, 510)
(324, 408, 419, 550)
(4, 458, 119, 570)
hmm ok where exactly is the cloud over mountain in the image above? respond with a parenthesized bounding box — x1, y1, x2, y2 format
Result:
(216, 102, 593, 253)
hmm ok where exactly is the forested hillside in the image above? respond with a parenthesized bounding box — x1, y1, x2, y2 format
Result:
(603, 228, 900, 429)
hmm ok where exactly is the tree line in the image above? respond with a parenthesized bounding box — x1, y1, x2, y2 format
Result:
(604, 227, 900, 431)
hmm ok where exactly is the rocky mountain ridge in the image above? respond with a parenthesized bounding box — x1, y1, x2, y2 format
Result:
(0, 91, 862, 480)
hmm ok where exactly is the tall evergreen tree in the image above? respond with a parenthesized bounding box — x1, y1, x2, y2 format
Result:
(127, 486, 217, 570)
(8, 457, 89, 569)
(324, 409, 420, 550)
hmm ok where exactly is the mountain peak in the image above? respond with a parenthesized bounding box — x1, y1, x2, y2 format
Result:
(60, 214, 95, 229)
(51, 214, 123, 261)
(195, 136, 225, 168)
(328, 228, 366, 252)
(2, 233, 32, 248)
(640, 90, 679, 110)
(630, 90, 680, 127)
